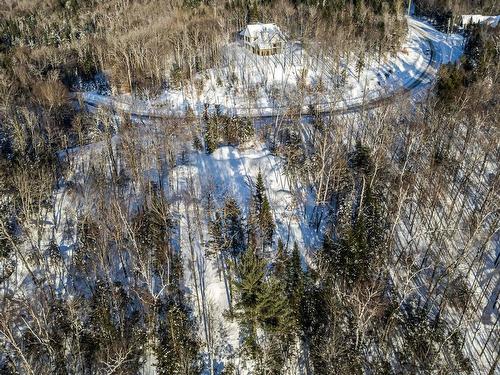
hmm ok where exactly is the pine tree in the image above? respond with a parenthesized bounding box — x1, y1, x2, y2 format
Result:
(224, 116, 238, 146)
(253, 171, 275, 249)
(208, 212, 224, 258)
(155, 299, 201, 374)
(155, 254, 201, 374)
(233, 246, 267, 357)
(233, 245, 291, 360)
(208, 198, 245, 262)
(205, 117, 218, 154)
(169, 63, 183, 89)
(287, 242, 305, 322)
(202, 103, 209, 122)
(208, 198, 245, 313)
(223, 197, 245, 257)
(248, 2, 260, 23)
(192, 135, 203, 151)
(274, 238, 287, 279)
(356, 51, 365, 82)
(237, 117, 254, 144)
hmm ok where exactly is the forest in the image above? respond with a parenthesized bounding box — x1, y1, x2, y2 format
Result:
(0, 0, 499, 374)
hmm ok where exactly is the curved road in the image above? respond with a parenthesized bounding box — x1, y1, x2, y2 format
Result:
(77, 18, 444, 122)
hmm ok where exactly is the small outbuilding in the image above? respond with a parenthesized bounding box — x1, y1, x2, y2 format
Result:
(241, 23, 286, 56)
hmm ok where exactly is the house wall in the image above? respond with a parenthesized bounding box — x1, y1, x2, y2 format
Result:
(256, 46, 283, 56)
(242, 26, 285, 56)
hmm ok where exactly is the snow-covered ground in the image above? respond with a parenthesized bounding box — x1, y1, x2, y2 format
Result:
(6, 116, 497, 373)
(78, 16, 463, 118)
(40, 140, 320, 374)
(171, 144, 320, 373)
(7, 13, 493, 375)
(461, 14, 500, 28)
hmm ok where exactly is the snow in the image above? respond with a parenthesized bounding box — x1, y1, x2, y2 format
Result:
(242, 23, 284, 48)
(77, 17, 464, 118)
(173, 143, 319, 258)
(243, 23, 281, 37)
(6, 13, 486, 375)
(8, 107, 496, 373)
(168, 143, 320, 373)
(462, 15, 500, 28)
(55, 139, 320, 373)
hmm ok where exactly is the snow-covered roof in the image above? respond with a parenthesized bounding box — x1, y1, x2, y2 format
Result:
(242, 23, 285, 49)
(243, 23, 280, 37)
(461, 15, 500, 28)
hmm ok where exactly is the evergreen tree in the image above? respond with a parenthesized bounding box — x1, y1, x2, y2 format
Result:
(208, 212, 224, 258)
(233, 246, 290, 360)
(208, 198, 245, 263)
(169, 63, 183, 89)
(253, 171, 275, 249)
(202, 103, 209, 122)
(223, 197, 245, 257)
(155, 299, 201, 374)
(0, 202, 14, 259)
(224, 116, 238, 146)
(248, 2, 260, 23)
(223, 116, 255, 146)
(239, 117, 254, 143)
(205, 117, 218, 154)
(286, 242, 305, 322)
(234, 246, 267, 357)
(192, 134, 203, 151)
(208, 198, 245, 313)
(356, 51, 365, 82)
(155, 254, 201, 374)
(274, 238, 287, 279)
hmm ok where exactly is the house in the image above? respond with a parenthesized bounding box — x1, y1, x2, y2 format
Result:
(241, 23, 286, 56)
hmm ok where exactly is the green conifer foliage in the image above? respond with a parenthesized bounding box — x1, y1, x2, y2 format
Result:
(253, 171, 275, 248)
(233, 246, 267, 356)
(223, 197, 245, 256)
(155, 254, 201, 374)
(286, 242, 305, 321)
(155, 300, 201, 374)
(248, 2, 260, 23)
(233, 245, 291, 360)
(274, 238, 287, 279)
(205, 117, 218, 154)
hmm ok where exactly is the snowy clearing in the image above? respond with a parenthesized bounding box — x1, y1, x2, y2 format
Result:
(77, 16, 463, 118)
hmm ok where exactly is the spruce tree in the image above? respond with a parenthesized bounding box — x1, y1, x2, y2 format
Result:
(223, 197, 245, 257)
(155, 299, 201, 374)
(208, 198, 245, 265)
(205, 117, 218, 154)
(169, 63, 183, 89)
(287, 242, 305, 322)
(233, 245, 267, 357)
(274, 238, 287, 280)
(192, 135, 203, 151)
(248, 2, 260, 23)
(208, 198, 245, 313)
(254, 171, 266, 210)
(208, 212, 224, 258)
(253, 171, 275, 249)
(239, 117, 254, 143)
(155, 254, 201, 374)
(233, 245, 291, 360)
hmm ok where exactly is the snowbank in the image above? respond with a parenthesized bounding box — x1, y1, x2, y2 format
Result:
(461, 15, 500, 28)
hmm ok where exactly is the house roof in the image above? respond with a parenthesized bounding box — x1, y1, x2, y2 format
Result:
(241, 23, 286, 49)
(243, 23, 280, 36)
